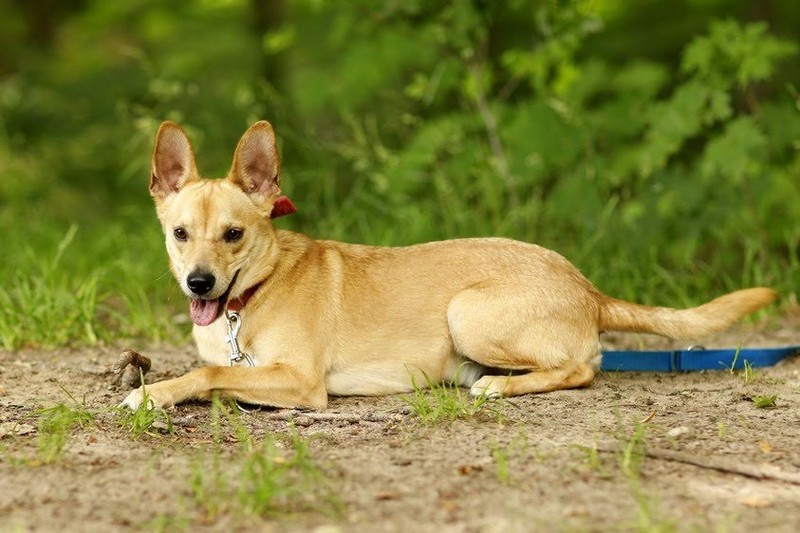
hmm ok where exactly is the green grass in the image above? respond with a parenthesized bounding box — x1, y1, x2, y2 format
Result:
(35, 400, 94, 464)
(1, 182, 795, 352)
(0, 215, 186, 350)
(0, 225, 99, 349)
(727, 348, 764, 385)
(752, 395, 778, 408)
(614, 422, 681, 533)
(148, 512, 190, 533)
(577, 421, 738, 532)
(188, 397, 338, 520)
(404, 372, 502, 424)
(0, 386, 94, 465)
(116, 378, 174, 439)
(490, 433, 530, 486)
(576, 442, 610, 478)
(740, 360, 760, 385)
(618, 421, 647, 481)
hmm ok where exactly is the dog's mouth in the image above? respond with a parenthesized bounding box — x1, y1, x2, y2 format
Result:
(188, 271, 239, 327)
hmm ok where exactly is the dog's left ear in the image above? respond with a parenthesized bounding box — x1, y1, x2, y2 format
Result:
(228, 121, 293, 216)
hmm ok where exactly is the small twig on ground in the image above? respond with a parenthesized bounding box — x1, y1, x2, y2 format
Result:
(261, 409, 408, 426)
(111, 349, 152, 389)
(593, 441, 800, 486)
(640, 411, 657, 423)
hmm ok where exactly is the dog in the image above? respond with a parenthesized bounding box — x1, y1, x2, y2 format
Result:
(122, 120, 776, 410)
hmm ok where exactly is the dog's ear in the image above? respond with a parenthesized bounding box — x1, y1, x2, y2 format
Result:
(228, 121, 282, 205)
(150, 121, 198, 200)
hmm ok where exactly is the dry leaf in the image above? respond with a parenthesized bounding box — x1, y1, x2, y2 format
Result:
(741, 496, 771, 508)
(0, 422, 35, 438)
(439, 499, 460, 512)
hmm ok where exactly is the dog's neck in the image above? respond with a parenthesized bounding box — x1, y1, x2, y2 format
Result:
(227, 283, 262, 312)
(224, 230, 314, 314)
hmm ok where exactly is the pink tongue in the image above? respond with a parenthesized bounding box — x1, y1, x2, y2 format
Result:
(190, 298, 221, 326)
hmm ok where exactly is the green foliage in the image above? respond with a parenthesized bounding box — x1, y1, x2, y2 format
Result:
(1, 2, 798, 349)
(682, 19, 798, 88)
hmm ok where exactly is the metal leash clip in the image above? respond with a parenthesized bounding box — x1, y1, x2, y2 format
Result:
(225, 310, 255, 413)
(225, 311, 255, 367)
(685, 345, 706, 351)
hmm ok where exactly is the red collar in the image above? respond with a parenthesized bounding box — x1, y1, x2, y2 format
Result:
(271, 196, 297, 218)
(226, 283, 262, 312)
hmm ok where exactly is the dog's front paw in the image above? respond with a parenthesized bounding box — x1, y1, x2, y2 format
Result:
(121, 386, 173, 410)
(469, 376, 506, 399)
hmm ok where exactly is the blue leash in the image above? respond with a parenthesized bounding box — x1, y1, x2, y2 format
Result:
(600, 345, 800, 372)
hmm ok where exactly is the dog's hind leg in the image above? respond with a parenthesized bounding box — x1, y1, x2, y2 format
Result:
(468, 361, 595, 398)
(446, 286, 600, 398)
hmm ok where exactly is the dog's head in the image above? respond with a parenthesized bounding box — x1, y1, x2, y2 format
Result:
(149, 121, 295, 326)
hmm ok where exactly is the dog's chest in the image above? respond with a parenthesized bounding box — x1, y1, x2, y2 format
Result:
(192, 319, 263, 367)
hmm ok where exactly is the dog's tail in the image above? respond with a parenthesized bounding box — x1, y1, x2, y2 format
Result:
(598, 288, 777, 340)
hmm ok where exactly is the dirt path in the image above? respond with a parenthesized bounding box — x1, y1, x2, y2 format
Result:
(1, 312, 799, 532)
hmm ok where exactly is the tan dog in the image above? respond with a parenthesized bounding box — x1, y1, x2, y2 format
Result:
(122, 120, 776, 410)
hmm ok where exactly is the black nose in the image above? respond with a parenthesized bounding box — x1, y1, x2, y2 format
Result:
(187, 271, 215, 296)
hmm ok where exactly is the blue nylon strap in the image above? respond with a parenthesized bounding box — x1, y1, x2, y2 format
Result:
(600, 346, 800, 372)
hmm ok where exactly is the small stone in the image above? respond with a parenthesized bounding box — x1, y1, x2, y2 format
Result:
(741, 496, 771, 508)
(151, 420, 171, 433)
(172, 415, 196, 427)
(666, 426, 692, 439)
(0, 422, 35, 438)
(312, 526, 343, 533)
(293, 415, 314, 427)
(80, 365, 110, 376)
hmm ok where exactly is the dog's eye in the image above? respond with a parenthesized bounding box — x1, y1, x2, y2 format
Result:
(224, 228, 244, 242)
(173, 227, 188, 242)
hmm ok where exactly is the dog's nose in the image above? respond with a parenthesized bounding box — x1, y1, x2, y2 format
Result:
(187, 271, 216, 296)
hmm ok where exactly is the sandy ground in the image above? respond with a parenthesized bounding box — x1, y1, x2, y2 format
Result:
(1, 310, 799, 533)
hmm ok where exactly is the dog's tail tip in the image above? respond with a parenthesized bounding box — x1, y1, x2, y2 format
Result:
(711, 287, 778, 316)
(730, 286, 778, 306)
(600, 286, 778, 340)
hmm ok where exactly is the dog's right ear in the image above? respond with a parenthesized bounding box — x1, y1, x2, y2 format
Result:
(150, 121, 198, 200)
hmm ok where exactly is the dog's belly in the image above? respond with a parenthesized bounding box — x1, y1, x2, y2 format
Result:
(324, 352, 485, 396)
(325, 360, 425, 395)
